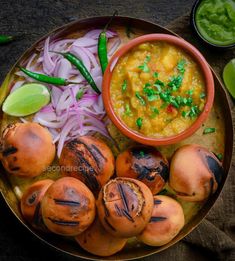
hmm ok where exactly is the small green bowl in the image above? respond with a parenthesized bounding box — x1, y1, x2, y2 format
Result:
(191, 0, 235, 50)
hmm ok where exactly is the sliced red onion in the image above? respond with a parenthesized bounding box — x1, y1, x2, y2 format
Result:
(53, 58, 72, 79)
(43, 37, 55, 75)
(51, 86, 63, 108)
(108, 37, 121, 57)
(81, 47, 99, 68)
(84, 29, 117, 39)
(73, 37, 97, 47)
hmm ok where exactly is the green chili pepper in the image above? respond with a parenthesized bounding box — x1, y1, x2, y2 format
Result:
(98, 11, 118, 74)
(52, 52, 100, 94)
(0, 35, 14, 44)
(18, 66, 77, 86)
(136, 117, 143, 129)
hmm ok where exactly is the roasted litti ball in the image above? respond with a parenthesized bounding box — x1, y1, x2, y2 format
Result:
(137, 195, 185, 246)
(75, 217, 127, 257)
(0, 122, 55, 177)
(41, 177, 95, 236)
(97, 177, 154, 238)
(20, 179, 54, 231)
(59, 136, 115, 195)
(169, 144, 224, 201)
(116, 146, 169, 194)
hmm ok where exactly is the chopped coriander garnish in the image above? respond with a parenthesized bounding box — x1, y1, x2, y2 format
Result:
(154, 79, 164, 86)
(177, 59, 186, 74)
(203, 127, 216, 134)
(169, 96, 179, 108)
(138, 55, 151, 72)
(76, 90, 84, 100)
(153, 72, 159, 78)
(144, 83, 151, 88)
(136, 117, 143, 129)
(125, 104, 132, 116)
(200, 93, 206, 99)
(135, 91, 146, 105)
(182, 111, 190, 118)
(168, 75, 183, 91)
(122, 79, 127, 92)
(187, 89, 194, 96)
(139, 150, 145, 157)
(143, 87, 158, 101)
(189, 105, 200, 118)
(150, 107, 159, 118)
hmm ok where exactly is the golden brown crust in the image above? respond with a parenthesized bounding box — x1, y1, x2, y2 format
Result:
(41, 177, 95, 236)
(116, 146, 169, 194)
(20, 179, 54, 231)
(0, 122, 55, 177)
(75, 217, 127, 257)
(169, 144, 223, 201)
(137, 195, 185, 246)
(96, 177, 154, 238)
(59, 136, 115, 195)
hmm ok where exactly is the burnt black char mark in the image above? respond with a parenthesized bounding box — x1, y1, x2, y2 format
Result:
(209, 177, 214, 196)
(134, 164, 156, 181)
(27, 192, 37, 205)
(206, 156, 224, 184)
(73, 139, 102, 170)
(48, 217, 79, 226)
(154, 199, 162, 205)
(150, 216, 167, 222)
(159, 162, 169, 182)
(54, 199, 80, 206)
(104, 217, 116, 231)
(91, 144, 107, 162)
(122, 209, 134, 222)
(10, 166, 20, 171)
(131, 147, 151, 160)
(32, 202, 41, 226)
(67, 141, 99, 191)
(117, 183, 129, 212)
(2, 147, 18, 157)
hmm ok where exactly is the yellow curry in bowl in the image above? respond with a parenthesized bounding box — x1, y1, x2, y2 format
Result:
(110, 42, 206, 137)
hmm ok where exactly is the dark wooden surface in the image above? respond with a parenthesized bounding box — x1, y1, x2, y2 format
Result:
(0, 1, 234, 261)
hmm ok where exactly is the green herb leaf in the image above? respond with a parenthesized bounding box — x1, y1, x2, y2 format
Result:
(186, 89, 194, 96)
(76, 89, 84, 100)
(203, 127, 216, 134)
(136, 117, 143, 129)
(168, 75, 183, 91)
(200, 93, 206, 99)
(139, 150, 145, 157)
(138, 55, 151, 72)
(122, 79, 127, 93)
(177, 59, 186, 74)
(125, 104, 132, 116)
(135, 91, 146, 105)
(153, 72, 159, 78)
(154, 79, 165, 86)
(143, 86, 158, 101)
(138, 63, 150, 73)
(150, 107, 159, 118)
(213, 152, 223, 161)
(144, 83, 151, 88)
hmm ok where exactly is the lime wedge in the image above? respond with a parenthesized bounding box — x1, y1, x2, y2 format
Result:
(2, 83, 50, 116)
(223, 59, 235, 99)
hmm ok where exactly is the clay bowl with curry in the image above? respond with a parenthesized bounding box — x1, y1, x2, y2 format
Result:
(102, 34, 214, 145)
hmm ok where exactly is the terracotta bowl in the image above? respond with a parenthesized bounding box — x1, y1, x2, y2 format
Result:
(102, 34, 214, 146)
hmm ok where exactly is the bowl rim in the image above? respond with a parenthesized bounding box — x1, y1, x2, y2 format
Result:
(102, 33, 215, 146)
(190, 0, 235, 49)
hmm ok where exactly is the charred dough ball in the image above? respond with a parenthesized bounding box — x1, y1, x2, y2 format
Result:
(137, 195, 185, 246)
(96, 177, 154, 238)
(20, 179, 54, 231)
(59, 136, 115, 195)
(0, 122, 55, 177)
(41, 177, 95, 236)
(116, 146, 169, 194)
(169, 144, 224, 201)
(75, 217, 127, 257)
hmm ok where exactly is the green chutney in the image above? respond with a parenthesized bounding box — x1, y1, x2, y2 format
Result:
(195, 0, 235, 46)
